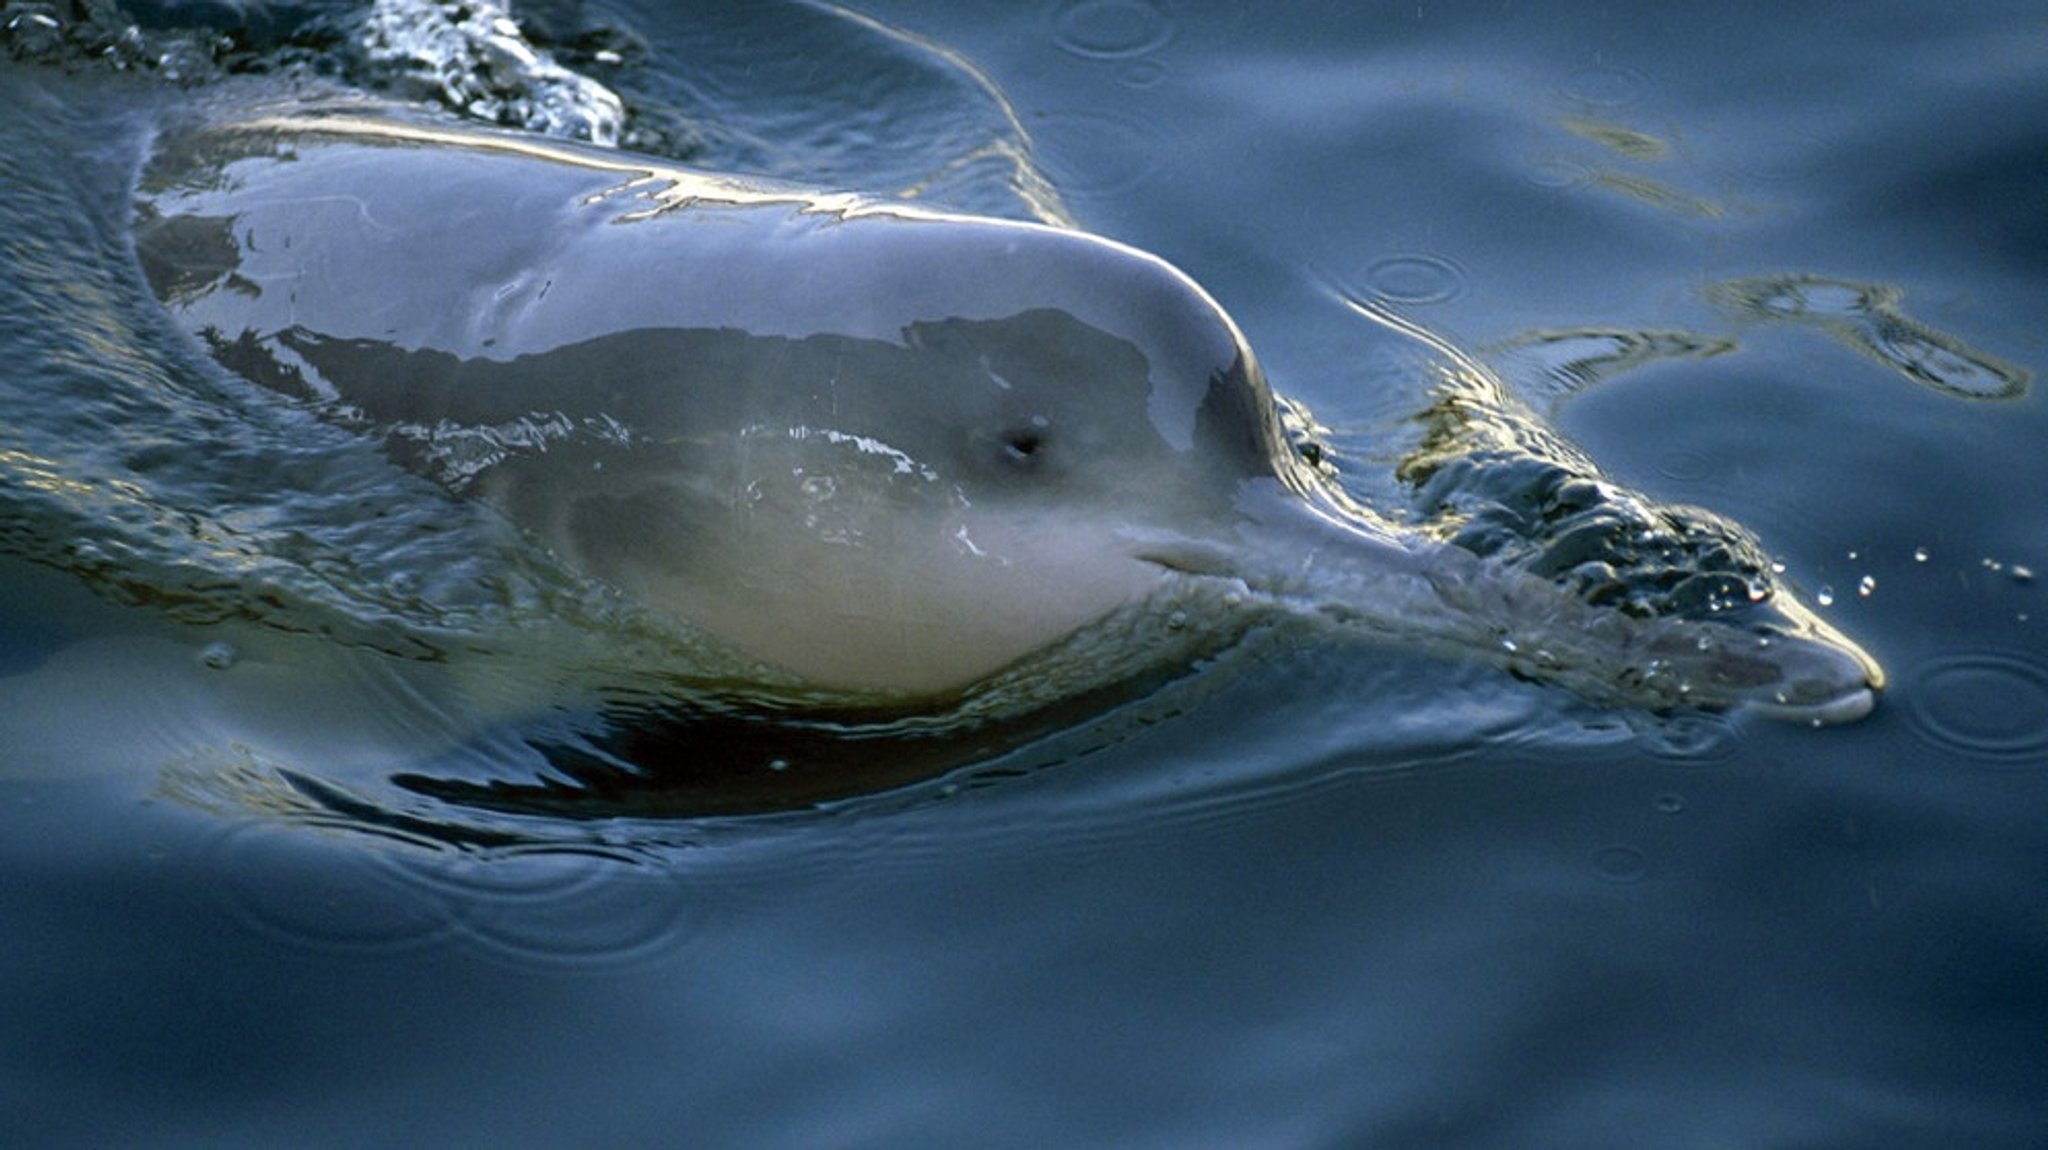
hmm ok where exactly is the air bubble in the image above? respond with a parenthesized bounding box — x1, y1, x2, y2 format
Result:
(199, 641, 238, 670)
(1857, 575, 1876, 598)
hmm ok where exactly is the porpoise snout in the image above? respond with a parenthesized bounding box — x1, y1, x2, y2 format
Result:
(1726, 629, 1883, 725)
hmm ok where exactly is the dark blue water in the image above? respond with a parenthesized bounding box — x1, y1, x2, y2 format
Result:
(5, 1, 2047, 1145)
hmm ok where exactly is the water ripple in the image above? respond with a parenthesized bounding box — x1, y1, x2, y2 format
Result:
(1491, 327, 1736, 398)
(211, 818, 698, 970)
(1521, 155, 1597, 190)
(1592, 843, 1650, 884)
(213, 820, 456, 956)
(1560, 63, 1650, 108)
(1712, 275, 2031, 400)
(1654, 449, 1715, 484)
(1050, 0, 1177, 60)
(1030, 110, 1161, 198)
(390, 845, 694, 969)
(1641, 711, 1745, 763)
(1902, 650, 2048, 766)
(1117, 58, 1169, 89)
(1322, 252, 1470, 308)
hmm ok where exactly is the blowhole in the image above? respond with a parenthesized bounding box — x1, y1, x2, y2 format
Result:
(1004, 428, 1045, 461)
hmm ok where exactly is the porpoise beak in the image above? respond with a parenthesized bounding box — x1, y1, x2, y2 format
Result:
(1121, 480, 1885, 725)
(1709, 594, 1883, 724)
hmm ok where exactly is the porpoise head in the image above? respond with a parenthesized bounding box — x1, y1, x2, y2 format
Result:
(133, 113, 1881, 721)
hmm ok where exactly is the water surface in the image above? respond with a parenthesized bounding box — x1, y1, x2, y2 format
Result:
(4, 1, 2047, 1145)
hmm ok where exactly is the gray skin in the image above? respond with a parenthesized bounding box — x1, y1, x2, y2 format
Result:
(134, 113, 1882, 721)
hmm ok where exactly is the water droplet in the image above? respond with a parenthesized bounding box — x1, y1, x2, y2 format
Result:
(1655, 794, 1684, 814)
(1857, 575, 1876, 598)
(199, 641, 238, 670)
(1051, 0, 1176, 60)
(2013, 565, 2036, 584)
(1816, 585, 1835, 607)
(1913, 546, 1929, 563)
